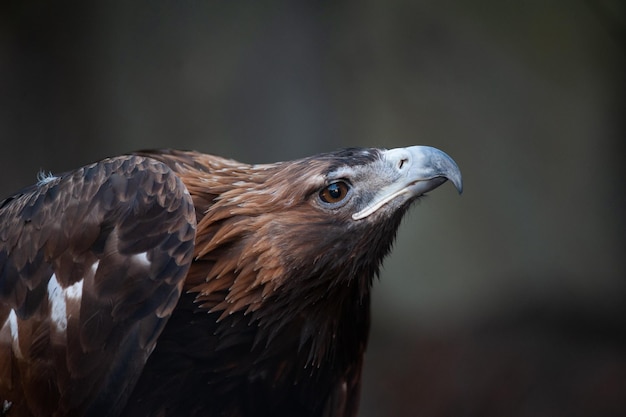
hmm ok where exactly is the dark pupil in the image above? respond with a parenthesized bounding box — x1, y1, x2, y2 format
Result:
(328, 183, 342, 199)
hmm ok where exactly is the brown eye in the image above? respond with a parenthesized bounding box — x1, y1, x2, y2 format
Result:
(319, 181, 350, 204)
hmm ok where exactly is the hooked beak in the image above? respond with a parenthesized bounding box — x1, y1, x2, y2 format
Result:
(352, 146, 462, 220)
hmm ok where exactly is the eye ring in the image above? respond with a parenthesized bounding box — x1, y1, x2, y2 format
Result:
(319, 181, 351, 205)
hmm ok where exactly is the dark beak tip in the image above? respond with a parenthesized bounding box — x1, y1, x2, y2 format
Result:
(445, 174, 463, 195)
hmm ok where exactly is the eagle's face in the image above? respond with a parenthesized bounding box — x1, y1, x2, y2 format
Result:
(284, 146, 462, 280)
(308, 146, 462, 222)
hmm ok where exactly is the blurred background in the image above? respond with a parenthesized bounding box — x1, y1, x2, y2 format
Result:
(1, 1, 624, 416)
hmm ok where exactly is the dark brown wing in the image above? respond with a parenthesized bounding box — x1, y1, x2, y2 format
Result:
(0, 155, 196, 417)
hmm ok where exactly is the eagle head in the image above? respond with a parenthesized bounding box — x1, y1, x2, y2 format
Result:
(165, 146, 462, 361)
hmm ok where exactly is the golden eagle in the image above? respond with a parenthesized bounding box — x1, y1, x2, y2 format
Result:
(0, 146, 461, 416)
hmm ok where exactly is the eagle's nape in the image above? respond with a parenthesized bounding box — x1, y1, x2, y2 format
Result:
(0, 146, 461, 417)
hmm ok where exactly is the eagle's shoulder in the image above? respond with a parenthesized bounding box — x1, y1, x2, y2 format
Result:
(0, 154, 196, 416)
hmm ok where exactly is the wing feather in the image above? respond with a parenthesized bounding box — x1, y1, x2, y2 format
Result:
(0, 155, 196, 416)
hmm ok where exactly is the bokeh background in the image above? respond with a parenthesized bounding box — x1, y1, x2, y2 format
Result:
(1, 1, 624, 416)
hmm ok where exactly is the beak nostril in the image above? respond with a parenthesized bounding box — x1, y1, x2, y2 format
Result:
(398, 158, 408, 170)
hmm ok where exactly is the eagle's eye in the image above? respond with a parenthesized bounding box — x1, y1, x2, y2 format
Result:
(319, 181, 350, 205)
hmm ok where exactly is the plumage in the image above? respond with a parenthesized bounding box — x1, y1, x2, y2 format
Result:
(0, 146, 461, 417)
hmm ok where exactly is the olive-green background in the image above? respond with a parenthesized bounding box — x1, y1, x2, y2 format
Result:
(1, 1, 624, 416)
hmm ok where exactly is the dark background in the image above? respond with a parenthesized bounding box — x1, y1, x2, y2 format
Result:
(1, 1, 625, 416)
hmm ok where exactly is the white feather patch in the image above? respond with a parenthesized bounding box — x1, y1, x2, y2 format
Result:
(47, 274, 84, 332)
(2, 310, 22, 358)
(132, 252, 151, 268)
(90, 260, 99, 279)
(65, 278, 84, 301)
(36, 170, 58, 186)
(6, 310, 18, 343)
(47, 274, 68, 332)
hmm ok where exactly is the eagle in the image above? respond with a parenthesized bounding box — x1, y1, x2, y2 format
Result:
(0, 146, 461, 417)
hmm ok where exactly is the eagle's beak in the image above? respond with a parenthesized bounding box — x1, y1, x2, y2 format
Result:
(352, 146, 462, 220)
(386, 145, 463, 195)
